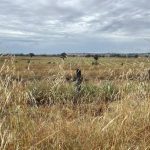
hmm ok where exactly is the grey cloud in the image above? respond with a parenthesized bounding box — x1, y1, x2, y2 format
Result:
(0, 0, 150, 53)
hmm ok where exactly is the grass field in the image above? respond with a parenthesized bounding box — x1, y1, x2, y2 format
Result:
(0, 56, 150, 150)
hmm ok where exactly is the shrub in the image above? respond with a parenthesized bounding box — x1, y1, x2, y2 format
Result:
(92, 54, 99, 65)
(82, 84, 100, 97)
(60, 52, 67, 60)
(100, 82, 119, 102)
(27, 80, 75, 106)
(27, 81, 52, 106)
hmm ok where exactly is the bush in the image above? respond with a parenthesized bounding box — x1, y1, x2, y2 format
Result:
(100, 82, 119, 102)
(76, 84, 100, 103)
(27, 81, 52, 106)
(27, 80, 75, 106)
(82, 84, 100, 96)
(79, 82, 119, 103)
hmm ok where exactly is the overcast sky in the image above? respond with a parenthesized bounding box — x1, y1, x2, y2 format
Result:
(0, 0, 150, 54)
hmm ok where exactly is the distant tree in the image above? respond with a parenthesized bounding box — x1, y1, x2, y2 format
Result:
(93, 54, 99, 65)
(134, 54, 138, 58)
(29, 53, 35, 58)
(85, 54, 92, 58)
(15, 53, 25, 56)
(20, 53, 25, 56)
(60, 52, 67, 60)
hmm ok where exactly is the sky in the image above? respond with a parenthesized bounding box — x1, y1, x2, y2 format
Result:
(0, 0, 150, 54)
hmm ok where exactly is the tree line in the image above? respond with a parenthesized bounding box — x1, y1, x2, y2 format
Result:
(1, 52, 150, 58)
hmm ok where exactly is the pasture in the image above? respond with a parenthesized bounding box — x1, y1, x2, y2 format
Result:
(0, 56, 150, 149)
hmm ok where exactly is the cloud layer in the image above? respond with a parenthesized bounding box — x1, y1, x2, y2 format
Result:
(0, 0, 150, 53)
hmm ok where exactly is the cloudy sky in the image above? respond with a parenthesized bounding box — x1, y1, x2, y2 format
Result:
(0, 0, 150, 54)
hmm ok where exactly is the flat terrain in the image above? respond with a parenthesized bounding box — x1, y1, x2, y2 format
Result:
(0, 56, 150, 149)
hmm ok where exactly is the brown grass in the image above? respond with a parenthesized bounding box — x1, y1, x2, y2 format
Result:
(0, 56, 150, 149)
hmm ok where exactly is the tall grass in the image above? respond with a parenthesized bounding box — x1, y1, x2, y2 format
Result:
(0, 56, 150, 149)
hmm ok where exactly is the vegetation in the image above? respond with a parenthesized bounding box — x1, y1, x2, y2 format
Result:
(93, 54, 99, 65)
(29, 53, 35, 58)
(60, 52, 67, 60)
(0, 55, 150, 149)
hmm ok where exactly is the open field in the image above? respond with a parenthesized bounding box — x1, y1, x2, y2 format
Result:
(0, 56, 150, 149)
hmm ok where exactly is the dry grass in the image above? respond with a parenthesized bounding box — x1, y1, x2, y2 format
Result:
(0, 56, 150, 150)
